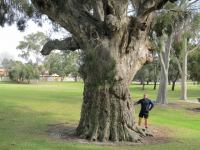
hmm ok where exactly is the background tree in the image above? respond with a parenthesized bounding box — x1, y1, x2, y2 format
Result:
(1, 58, 14, 80)
(44, 51, 80, 81)
(153, 0, 199, 104)
(8, 61, 39, 83)
(134, 64, 149, 90)
(152, 53, 160, 90)
(188, 48, 200, 84)
(168, 57, 180, 91)
(134, 62, 158, 90)
(63, 51, 81, 81)
(1, 0, 178, 142)
(1, 57, 13, 70)
(44, 52, 65, 79)
(153, 7, 176, 104)
(17, 32, 47, 64)
(172, 10, 200, 100)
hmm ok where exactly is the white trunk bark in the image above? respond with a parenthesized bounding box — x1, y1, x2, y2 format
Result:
(180, 36, 188, 100)
(156, 33, 172, 104)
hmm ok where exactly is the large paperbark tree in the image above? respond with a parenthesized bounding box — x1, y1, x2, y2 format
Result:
(29, 0, 176, 142)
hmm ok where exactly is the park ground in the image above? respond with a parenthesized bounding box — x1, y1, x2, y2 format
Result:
(0, 82, 200, 150)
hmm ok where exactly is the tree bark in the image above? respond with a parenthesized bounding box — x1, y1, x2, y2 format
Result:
(156, 33, 172, 104)
(153, 59, 158, 90)
(171, 71, 179, 91)
(142, 82, 145, 90)
(153, 81, 157, 90)
(76, 82, 141, 142)
(76, 38, 151, 141)
(171, 81, 175, 91)
(180, 36, 188, 100)
(74, 76, 78, 82)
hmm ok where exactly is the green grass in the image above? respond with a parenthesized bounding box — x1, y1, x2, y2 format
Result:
(0, 81, 200, 150)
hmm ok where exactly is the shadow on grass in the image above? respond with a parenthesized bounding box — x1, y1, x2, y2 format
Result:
(46, 122, 174, 146)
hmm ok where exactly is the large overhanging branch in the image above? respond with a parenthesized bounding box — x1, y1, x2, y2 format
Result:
(31, 0, 104, 39)
(41, 37, 80, 55)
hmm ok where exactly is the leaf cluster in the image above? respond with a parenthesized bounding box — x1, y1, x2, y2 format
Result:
(79, 48, 116, 87)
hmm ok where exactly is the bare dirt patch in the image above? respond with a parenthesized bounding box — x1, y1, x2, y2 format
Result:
(142, 125, 173, 144)
(46, 123, 174, 146)
(187, 107, 200, 112)
(167, 102, 200, 113)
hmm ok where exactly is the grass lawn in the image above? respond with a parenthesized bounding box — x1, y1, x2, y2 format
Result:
(0, 81, 200, 150)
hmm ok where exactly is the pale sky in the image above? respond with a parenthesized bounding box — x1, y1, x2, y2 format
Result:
(0, 19, 66, 63)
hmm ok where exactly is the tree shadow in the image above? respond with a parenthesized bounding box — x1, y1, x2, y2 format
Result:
(46, 123, 174, 145)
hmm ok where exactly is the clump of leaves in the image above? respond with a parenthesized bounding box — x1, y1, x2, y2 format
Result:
(80, 48, 116, 87)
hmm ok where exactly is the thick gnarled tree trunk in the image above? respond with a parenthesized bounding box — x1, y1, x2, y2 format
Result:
(76, 36, 152, 141)
(32, 0, 176, 142)
(77, 83, 138, 141)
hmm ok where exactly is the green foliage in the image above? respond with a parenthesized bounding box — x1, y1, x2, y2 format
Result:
(8, 61, 39, 83)
(188, 49, 200, 82)
(168, 57, 180, 82)
(134, 58, 160, 84)
(0, 0, 41, 30)
(44, 51, 81, 79)
(172, 40, 184, 58)
(79, 48, 116, 86)
(134, 64, 150, 83)
(1, 58, 13, 69)
(17, 32, 47, 64)
(154, 12, 174, 36)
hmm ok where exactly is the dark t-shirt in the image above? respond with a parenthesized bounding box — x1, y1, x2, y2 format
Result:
(135, 98, 154, 114)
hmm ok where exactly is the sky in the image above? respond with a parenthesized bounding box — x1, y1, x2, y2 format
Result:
(0, 19, 66, 64)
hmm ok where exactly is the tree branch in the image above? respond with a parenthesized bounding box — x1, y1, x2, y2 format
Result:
(92, 0, 104, 21)
(187, 45, 200, 54)
(138, 0, 177, 17)
(171, 48, 183, 75)
(130, 0, 140, 13)
(31, 0, 104, 39)
(187, 0, 199, 8)
(41, 37, 80, 55)
(175, 56, 183, 75)
(159, 52, 168, 75)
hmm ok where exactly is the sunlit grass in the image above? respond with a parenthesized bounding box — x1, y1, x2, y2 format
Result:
(0, 81, 199, 150)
